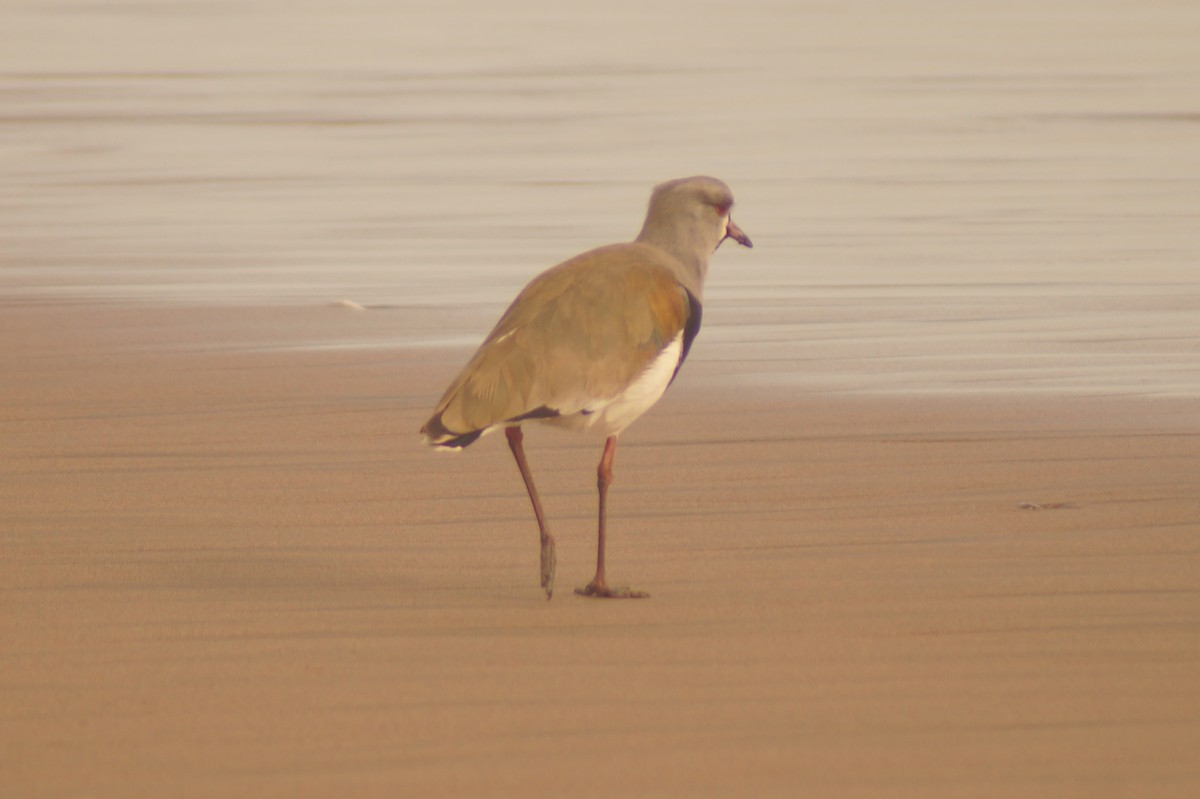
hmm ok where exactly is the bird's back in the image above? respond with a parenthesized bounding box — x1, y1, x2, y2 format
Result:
(421, 242, 696, 447)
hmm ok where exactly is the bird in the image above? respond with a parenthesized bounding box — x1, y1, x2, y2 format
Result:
(420, 176, 752, 599)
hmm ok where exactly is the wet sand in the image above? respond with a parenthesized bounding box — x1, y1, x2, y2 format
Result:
(2, 302, 1198, 797)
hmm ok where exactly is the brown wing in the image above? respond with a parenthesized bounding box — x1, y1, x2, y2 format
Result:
(421, 243, 692, 446)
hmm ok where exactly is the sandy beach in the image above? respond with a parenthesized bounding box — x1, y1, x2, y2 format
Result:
(3, 0, 1200, 796)
(3, 302, 1197, 797)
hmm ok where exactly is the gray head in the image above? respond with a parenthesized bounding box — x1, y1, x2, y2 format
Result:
(634, 176, 752, 299)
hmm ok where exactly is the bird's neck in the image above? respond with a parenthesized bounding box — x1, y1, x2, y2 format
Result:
(635, 224, 712, 300)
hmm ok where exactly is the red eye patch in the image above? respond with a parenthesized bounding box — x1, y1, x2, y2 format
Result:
(714, 203, 730, 217)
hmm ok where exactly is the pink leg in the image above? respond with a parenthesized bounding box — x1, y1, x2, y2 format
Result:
(505, 426, 556, 599)
(576, 435, 649, 599)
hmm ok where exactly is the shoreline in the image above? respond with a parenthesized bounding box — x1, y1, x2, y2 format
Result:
(6, 292, 1197, 400)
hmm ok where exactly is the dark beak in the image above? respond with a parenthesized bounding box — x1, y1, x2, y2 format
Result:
(725, 218, 753, 248)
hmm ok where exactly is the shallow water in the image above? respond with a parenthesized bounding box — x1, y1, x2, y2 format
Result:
(2, 1, 1198, 395)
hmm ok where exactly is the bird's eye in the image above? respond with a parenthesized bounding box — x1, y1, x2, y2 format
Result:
(714, 203, 730, 217)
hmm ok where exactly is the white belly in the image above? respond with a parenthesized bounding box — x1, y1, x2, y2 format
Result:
(563, 333, 684, 437)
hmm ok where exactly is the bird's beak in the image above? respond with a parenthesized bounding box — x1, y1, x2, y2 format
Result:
(724, 217, 753, 248)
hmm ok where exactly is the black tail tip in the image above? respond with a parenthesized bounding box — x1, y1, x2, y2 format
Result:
(425, 429, 483, 449)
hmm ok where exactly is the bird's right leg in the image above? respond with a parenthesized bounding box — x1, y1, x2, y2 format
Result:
(505, 426, 556, 599)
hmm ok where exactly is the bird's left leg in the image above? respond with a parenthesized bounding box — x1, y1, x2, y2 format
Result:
(576, 435, 649, 599)
(505, 426, 556, 599)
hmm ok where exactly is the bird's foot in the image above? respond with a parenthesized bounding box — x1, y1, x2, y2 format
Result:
(574, 580, 649, 599)
(540, 536, 556, 600)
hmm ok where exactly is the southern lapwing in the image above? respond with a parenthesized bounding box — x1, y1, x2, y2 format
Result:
(420, 176, 752, 598)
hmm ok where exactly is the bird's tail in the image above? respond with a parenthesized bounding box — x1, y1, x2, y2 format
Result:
(420, 412, 483, 450)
